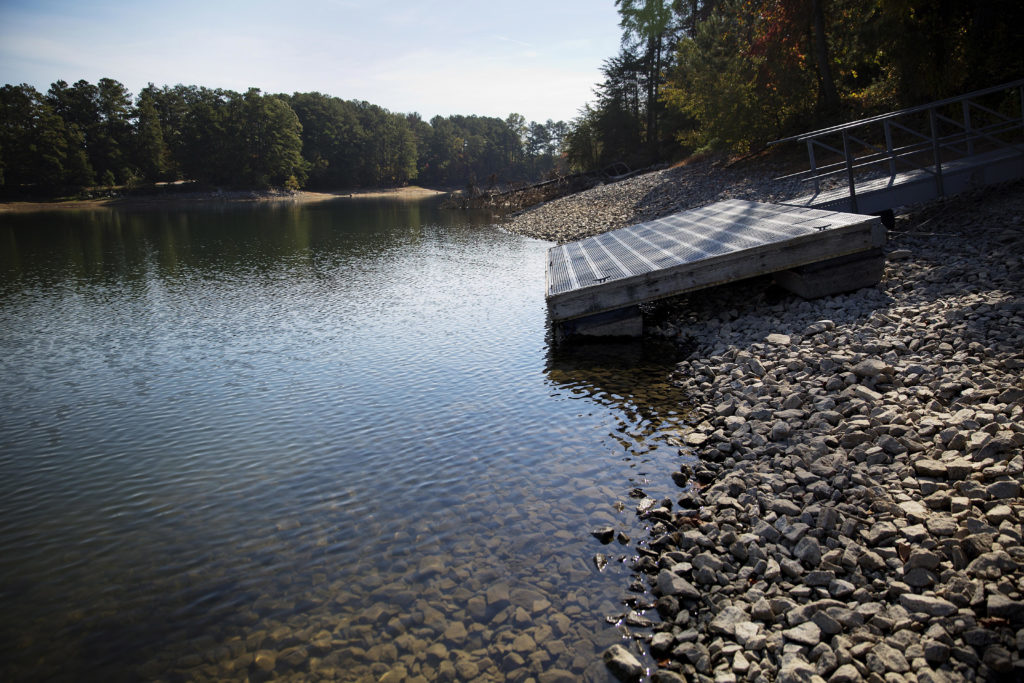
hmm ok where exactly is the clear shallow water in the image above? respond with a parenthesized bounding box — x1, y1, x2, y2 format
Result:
(0, 199, 690, 681)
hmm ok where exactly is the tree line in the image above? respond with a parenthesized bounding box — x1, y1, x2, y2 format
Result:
(0, 79, 568, 195)
(564, 0, 1024, 170)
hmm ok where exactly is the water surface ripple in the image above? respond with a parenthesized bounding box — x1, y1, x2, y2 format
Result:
(0, 199, 690, 681)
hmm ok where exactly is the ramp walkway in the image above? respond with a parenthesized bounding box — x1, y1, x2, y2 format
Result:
(774, 79, 1024, 215)
(546, 200, 884, 338)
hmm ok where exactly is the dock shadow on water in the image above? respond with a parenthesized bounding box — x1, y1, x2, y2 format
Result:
(0, 199, 694, 682)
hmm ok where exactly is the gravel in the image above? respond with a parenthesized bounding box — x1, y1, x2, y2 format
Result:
(504, 156, 810, 244)
(510, 158, 1024, 682)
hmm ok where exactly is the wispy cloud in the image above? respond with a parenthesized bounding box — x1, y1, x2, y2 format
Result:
(0, 0, 622, 121)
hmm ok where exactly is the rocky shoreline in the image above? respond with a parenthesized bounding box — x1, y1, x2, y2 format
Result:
(508, 160, 1024, 682)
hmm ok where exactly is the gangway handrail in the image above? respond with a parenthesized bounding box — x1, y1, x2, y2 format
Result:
(770, 78, 1024, 145)
(779, 116, 1024, 184)
(771, 79, 1024, 211)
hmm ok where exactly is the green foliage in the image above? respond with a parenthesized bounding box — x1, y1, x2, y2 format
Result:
(570, 0, 1024, 165)
(135, 86, 171, 181)
(563, 105, 603, 171)
(1, 77, 569, 195)
(0, 83, 74, 190)
(664, 1, 817, 153)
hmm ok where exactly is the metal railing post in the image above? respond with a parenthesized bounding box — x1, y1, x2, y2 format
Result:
(883, 120, 895, 178)
(842, 131, 858, 212)
(807, 140, 819, 193)
(962, 100, 974, 156)
(929, 107, 946, 197)
(1020, 84, 1024, 131)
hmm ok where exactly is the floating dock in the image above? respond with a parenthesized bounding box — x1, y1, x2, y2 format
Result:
(545, 199, 885, 338)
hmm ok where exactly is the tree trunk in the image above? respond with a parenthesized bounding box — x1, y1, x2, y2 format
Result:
(812, 0, 840, 111)
(646, 34, 659, 156)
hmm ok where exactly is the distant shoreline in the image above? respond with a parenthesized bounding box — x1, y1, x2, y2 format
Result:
(0, 186, 447, 213)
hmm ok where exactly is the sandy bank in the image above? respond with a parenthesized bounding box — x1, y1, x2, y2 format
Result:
(0, 185, 445, 214)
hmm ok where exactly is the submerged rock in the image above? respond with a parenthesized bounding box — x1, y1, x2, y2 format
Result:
(603, 644, 645, 682)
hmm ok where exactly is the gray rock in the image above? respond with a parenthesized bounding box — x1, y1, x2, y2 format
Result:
(794, 536, 823, 567)
(772, 421, 792, 441)
(691, 552, 724, 572)
(986, 504, 1013, 525)
(861, 521, 897, 545)
(538, 671, 577, 683)
(828, 663, 862, 683)
(751, 597, 774, 622)
(651, 672, 687, 683)
(734, 620, 761, 647)
(852, 358, 892, 378)
(672, 641, 710, 673)
(866, 642, 909, 673)
(778, 656, 817, 683)
(650, 631, 674, 656)
(849, 385, 883, 402)
(828, 579, 856, 599)
(922, 638, 950, 664)
(982, 644, 1014, 673)
(858, 550, 886, 571)
(899, 593, 958, 617)
(966, 550, 1017, 579)
(804, 320, 835, 335)
(709, 605, 749, 636)
(905, 549, 940, 571)
(486, 582, 510, 609)
(783, 621, 822, 647)
(656, 569, 700, 600)
(903, 567, 937, 587)
(987, 480, 1020, 499)
(805, 570, 835, 586)
(780, 556, 805, 578)
(987, 593, 1024, 624)
(878, 434, 907, 455)
(945, 458, 973, 480)
(693, 565, 717, 585)
(772, 498, 802, 517)
(925, 516, 957, 536)
(811, 610, 843, 636)
(603, 644, 644, 682)
(913, 459, 947, 478)
(898, 500, 930, 523)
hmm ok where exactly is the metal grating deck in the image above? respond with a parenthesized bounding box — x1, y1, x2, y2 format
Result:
(546, 199, 885, 322)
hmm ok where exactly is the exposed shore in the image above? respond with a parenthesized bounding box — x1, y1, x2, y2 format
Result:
(509, 159, 1024, 682)
(0, 185, 445, 213)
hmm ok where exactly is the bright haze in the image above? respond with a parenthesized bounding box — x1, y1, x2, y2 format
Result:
(0, 0, 623, 124)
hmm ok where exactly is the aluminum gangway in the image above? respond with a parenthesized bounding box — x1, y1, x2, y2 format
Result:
(774, 79, 1024, 218)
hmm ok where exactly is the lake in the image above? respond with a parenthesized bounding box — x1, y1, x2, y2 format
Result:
(0, 197, 689, 681)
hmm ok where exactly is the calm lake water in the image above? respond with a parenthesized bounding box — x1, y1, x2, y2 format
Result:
(0, 198, 690, 682)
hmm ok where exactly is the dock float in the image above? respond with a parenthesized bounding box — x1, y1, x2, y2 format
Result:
(545, 199, 885, 339)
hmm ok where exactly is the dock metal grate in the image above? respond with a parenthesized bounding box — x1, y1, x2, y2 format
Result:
(546, 199, 871, 298)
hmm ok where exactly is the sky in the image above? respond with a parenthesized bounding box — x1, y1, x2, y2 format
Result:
(0, 0, 624, 124)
